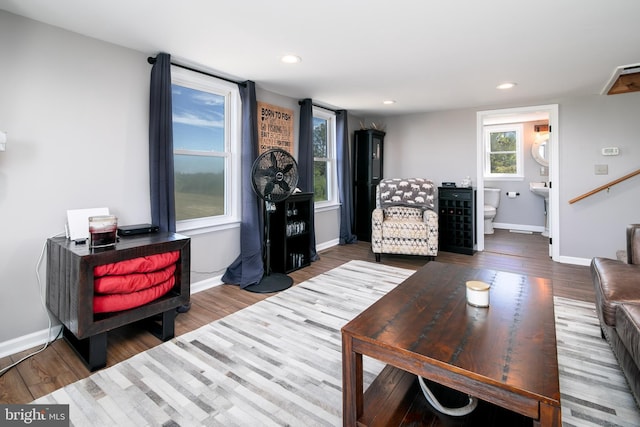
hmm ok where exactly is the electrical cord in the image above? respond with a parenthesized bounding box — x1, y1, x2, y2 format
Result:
(0, 236, 228, 377)
(0, 231, 65, 377)
(417, 376, 478, 417)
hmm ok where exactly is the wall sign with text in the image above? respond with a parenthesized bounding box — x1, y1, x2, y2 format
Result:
(258, 102, 294, 154)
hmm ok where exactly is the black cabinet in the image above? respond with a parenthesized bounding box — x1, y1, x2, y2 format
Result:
(270, 192, 313, 273)
(353, 129, 385, 242)
(438, 187, 476, 255)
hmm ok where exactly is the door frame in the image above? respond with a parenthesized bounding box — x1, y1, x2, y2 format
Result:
(475, 104, 559, 260)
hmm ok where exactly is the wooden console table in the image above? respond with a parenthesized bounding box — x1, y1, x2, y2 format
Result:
(46, 232, 190, 371)
(342, 261, 560, 426)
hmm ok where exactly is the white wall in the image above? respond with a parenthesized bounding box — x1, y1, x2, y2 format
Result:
(0, 12, 154, 344)
(0, 12, 343, 353)
(380, 93, 640, 260)
(383, 108, 477, 186)
(559, 93, 640, 258)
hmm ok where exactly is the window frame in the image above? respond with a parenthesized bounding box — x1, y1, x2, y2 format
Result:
(312, 107, 339, 210)
(483, 123, 524, 180)
(171, 66, 241, 234)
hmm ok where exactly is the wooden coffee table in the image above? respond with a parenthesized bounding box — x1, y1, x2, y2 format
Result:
(342, 261, 560, 426)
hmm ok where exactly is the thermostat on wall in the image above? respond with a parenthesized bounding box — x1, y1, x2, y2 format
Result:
(602, 147, 619, 156)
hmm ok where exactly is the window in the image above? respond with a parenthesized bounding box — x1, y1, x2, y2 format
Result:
(312, 108, 338, 207)
(171, 66, 241, 232)
(483, 124, 523, 180)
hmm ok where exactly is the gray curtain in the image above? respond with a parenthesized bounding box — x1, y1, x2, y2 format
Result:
(336, 110, 357, 244)
(149, 52, 176, 233)
(298, 98, 318, 261)
(222, 81, 264, 288)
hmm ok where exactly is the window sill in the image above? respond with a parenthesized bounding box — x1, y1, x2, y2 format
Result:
(177, 220, 241, 236)
(483, 176, 524, 182)
(315, 202, 341, 213)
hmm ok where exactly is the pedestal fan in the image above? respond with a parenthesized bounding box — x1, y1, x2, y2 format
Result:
(245, 148, 299, 293)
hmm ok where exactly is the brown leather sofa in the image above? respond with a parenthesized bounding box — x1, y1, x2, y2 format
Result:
(591, 224, 640, 405)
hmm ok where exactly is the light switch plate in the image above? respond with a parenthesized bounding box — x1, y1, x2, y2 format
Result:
(595, 164, 608, 175)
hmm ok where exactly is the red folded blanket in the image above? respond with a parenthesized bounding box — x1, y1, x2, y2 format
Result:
(93, 251, 180, 277)
(92, 251, 180, 314)
(94, 264, 176, 294)
(93, 276, 176, 314)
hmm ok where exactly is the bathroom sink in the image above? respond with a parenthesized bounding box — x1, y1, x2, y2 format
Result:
(529, 182, 549, 198)
(529, 182, 550, 237)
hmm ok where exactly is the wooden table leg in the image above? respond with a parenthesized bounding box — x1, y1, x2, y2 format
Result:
(63, 328, 107, 371)
(342, 333, 363, 427)
(145, 308, 177, 341)
(535, 403, 561, 427)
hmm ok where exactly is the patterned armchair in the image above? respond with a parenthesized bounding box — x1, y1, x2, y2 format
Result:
(371, 178, 438, 262)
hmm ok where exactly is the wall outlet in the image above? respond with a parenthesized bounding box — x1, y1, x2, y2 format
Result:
(595, 164, 608, 175)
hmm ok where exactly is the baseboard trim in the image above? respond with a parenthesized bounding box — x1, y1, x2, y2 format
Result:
(190, 275, 223, 294)
(317, 238, 339, 252)
(492, 223, 590, 266)
(493, 223, 545, 233)
(0, 325, 63, 359)
(0, 275, 225, 360)
(556, 255, 591, 266)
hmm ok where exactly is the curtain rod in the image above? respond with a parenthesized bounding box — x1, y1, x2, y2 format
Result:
(147, 56, 246, 87)
(298, 100, 339, 113)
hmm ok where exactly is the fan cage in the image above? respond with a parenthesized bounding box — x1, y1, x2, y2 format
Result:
(251, 148, 299, 203)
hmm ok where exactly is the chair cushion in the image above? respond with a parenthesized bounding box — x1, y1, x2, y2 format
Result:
(384, 206, 424, 220)
(371, 207, 438, 257)
(382, 218, 428, 239)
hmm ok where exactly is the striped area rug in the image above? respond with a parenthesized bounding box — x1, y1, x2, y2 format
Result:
(34, 261, 640, 426)
(554, 296, 640, 427)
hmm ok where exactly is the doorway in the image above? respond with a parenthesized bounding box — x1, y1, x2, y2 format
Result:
(476, 104, 559, 260)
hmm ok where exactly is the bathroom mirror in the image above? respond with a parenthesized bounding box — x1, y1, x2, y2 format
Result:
(531, 134, 549, 167)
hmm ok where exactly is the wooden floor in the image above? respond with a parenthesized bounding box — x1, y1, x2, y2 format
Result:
(0, 229, 594, 419)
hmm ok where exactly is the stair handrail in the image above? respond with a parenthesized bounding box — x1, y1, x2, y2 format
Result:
(569, 168, 640, 204)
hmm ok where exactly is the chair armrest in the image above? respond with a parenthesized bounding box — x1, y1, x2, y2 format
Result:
(371, 209, 384, 251)
(423, 209, 438, 223)
(372, 208, 384, 226)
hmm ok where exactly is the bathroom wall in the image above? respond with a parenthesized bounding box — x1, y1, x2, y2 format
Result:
(485, 120, 549, 232)
(374, 89, 640, 263)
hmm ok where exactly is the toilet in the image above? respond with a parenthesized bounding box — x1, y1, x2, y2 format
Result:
(484, 188, 501, 234)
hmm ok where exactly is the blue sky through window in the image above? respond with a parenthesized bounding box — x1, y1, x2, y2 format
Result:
(172, 84, 225, 173)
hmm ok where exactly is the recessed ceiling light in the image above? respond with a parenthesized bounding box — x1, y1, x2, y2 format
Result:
(383, 100, 396, 105)
(497, 82, 517, 90)
(281, 54, 302, 64)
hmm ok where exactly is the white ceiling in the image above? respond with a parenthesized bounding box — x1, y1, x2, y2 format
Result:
(2, 0, 639, 116)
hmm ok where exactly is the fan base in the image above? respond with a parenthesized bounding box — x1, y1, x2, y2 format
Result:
(244, 273, 293, 293)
